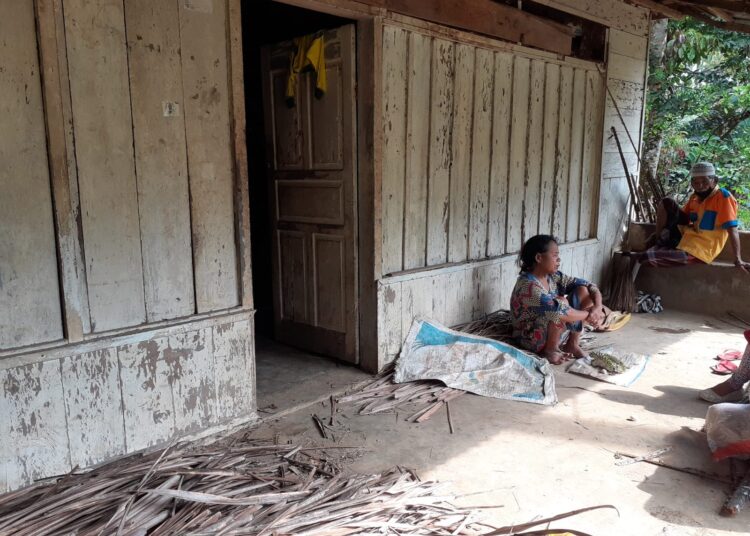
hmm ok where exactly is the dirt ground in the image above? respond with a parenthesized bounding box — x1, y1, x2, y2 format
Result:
(253, 310, 750, 535)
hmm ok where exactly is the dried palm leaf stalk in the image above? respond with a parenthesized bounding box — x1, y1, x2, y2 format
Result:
(335, 363, 466, 423)
(0, 439, 492, 535)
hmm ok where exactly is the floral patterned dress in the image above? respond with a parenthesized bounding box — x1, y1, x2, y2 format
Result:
(510, 271, 589, 353)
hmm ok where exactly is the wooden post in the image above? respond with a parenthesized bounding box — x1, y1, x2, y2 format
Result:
(228, 0, 254, 309)
(34, 0, 91, 341)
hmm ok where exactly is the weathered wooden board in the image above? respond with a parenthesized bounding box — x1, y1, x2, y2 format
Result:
(472, 264, 502, 319)
(426, 38, 455, 266)
(565, 68, 586, 243)
(377, 282, 403, 362)
(35, 0, 90, 341)
(169, 329, 217, 435)
(61, 349, 125, 468)
(523, 59, 546, 242)
(0, 0, 64, 349)
(507, 56, 530, 253)
(532, 0, 649, 36)
(125, 0, 195, 322)
(403, 32, 431, 270)
(64, 0, 146, 332)
(553, 66, 574, 240)
(445, 269, 473, 326)
(448, 44, 475, 263)
(608, 52, 647, 84)
(608, 29, 648, 60)
(580, 70, 604, 239)
(539, 63, 560, 236)
(487, 52, 513, 257)
(213, 319, 254, 420)
(468, 48, 494, 260)
(602, 151, 639, 179)
(2, 362, 70, 491)
(603, 107, 642, 148)
(400, 276, 434, 336)
(370, 0, 574, 55)
(118, 337, 175, 452)
(498, 258, 517, 310)
(179, 0, 239, 311)
(381, 25, 408, 274)
(607, 79, 645, 113)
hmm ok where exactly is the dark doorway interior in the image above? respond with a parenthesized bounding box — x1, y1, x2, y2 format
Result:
(242, 1, 351, 338)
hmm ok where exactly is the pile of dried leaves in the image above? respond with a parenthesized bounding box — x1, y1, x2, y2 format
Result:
(335, 363, 465, 425)
(453, 311, 515, 342)
(0, 439, 491, 535)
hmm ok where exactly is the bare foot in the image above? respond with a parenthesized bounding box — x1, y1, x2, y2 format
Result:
(710, 380, 737, 397)
(541, 349, 572, 365)
(561, 339, 588, 359)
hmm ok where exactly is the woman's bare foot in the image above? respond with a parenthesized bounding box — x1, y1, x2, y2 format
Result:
(561, 339, 588, 359)
(710, 379, 737, 396)
(541, 348, 572, 364)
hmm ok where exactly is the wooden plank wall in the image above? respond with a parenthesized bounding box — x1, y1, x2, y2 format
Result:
(0, 0, 64, 348)
(379, 22, 606, 276)
(0, 311, 255, 493)
(1, 0, 243, 353)
(376, 5, 650, 369)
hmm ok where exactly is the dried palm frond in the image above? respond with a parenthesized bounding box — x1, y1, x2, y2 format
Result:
(0, 439, 488, 535)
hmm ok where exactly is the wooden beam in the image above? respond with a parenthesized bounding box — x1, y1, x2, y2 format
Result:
(228, 0, 253, 309)
(681, 3, 750, 32)
(34, 0, 91, 341)
(676, 0, 750, 13)
(357, 0, 573, 55)
(626, 0, 686, 19)
(707, 6, 735, 21)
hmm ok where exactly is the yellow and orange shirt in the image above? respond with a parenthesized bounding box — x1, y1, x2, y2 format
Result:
(677, 186, 739, 263)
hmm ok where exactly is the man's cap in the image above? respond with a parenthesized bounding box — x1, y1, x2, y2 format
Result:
(690, 162, 716, 177)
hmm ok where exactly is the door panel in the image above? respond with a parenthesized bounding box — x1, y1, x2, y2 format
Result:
(263, 25, 358, 363)
(313, 233, 345, 331)
(278, 230, 308, 323)
(270, 71, 304, 170)
(309, 67, 344, 169)
(275, 180, 344, 225)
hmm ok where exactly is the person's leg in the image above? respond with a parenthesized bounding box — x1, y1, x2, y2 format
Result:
(560, 286, 589, 358)
(540, 321, 569, 364)
(709, 343, 750, 396)
(641, 198, 686, 250)
(654, 198, 669, 238)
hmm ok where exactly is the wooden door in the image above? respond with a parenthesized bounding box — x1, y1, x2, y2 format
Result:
(262, 25, 358, 363)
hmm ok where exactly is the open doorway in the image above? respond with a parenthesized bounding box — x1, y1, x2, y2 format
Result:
(243, 1, 368, 412)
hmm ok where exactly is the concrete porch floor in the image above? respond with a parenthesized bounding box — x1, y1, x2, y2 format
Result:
(255, 336, 369, 414)
(250, 311, 749, 535)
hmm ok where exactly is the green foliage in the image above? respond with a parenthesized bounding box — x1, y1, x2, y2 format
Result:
(644, 18, 750, 226)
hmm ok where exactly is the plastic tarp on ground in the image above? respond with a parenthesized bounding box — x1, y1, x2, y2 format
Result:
(394, 318, 557, 406)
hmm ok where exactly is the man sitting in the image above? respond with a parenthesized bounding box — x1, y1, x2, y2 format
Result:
(637, 162, 749, 272)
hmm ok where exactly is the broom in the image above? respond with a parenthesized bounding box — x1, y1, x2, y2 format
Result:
(607, 252, 636, 313)
(605, 127, 644, 313)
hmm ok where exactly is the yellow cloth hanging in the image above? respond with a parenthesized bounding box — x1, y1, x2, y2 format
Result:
(285, 33, 327, 103)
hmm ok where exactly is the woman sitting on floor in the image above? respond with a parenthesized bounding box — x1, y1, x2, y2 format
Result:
(510, 235, 604, 364)
(700, 330, 750, 403)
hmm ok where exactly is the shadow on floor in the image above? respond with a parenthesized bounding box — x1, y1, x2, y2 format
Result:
(598, 385, 712, 420)
(255, 337, 369, 414)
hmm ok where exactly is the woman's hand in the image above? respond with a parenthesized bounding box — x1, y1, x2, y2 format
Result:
(586, 308, 604, 328)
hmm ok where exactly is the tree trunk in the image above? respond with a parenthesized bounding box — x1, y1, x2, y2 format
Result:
(640, 18, 669, 205)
